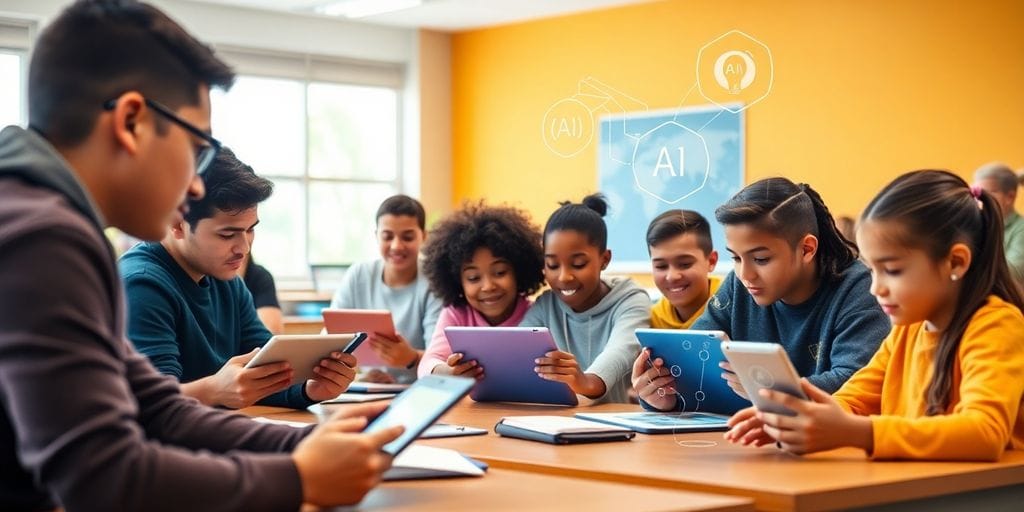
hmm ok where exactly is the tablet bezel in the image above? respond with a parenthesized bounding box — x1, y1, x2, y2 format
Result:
(245, 333, 363, 386)
(362, 374, 475, 456)
(635, 328, 750, 415)
(720, 340, 808, 416)
(322, 309, 396, 367)
(445, 326, 578, 406)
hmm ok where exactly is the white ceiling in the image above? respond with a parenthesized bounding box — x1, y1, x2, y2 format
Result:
(183, 0, 655, 32)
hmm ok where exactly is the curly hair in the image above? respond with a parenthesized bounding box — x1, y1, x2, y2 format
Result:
(422, 201, 545, 307)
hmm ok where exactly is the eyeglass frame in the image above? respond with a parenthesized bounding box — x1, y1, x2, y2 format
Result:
(102, 96, 222, 176)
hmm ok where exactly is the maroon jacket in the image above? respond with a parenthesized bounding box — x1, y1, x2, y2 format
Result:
(0, 126, 310, 511)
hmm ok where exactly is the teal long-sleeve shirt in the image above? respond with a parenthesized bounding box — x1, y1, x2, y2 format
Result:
(120, 242, 311, 409)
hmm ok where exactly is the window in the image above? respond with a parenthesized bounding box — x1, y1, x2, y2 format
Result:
(0, 18, 32, 127)
(0, 51, 24, 127)
(211, 56, 403, 284)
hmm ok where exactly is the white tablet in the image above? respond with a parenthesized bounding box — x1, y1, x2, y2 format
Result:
(720, 341, 808, 416)
(245, 333, 365, 385)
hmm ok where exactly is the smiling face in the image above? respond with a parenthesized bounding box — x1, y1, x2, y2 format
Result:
(543, 229, 611, 313)
(460, 247, 519, 325)
(376, 214, 425, 277)
(724, 224, 818, 306)
(856, 219, 960, 330)
(168, 206, 258, 282)
(650, 232, 718, 313)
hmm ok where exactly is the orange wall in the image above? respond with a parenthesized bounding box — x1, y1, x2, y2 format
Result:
(451, 0, 1024, 226)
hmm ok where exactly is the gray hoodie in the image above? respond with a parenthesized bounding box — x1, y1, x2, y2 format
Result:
(520, 276, 651, 403)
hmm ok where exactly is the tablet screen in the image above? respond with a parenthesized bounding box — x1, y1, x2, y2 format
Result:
(363, 375, 474, 456)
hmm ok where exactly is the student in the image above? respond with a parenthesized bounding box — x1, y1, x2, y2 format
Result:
(973, 162, 1024, 283)
(239, 253, 284, 334)
(631, 209, 720, 407)
(121, 148, 351, 409)
(417, 202, 545, 378)
(519, 194, 651, 403)
(330, 194, 443, 378)
(641, 177, 890, 411)
(646, 209, 721, 329)
(0, 1, 399, 509)
(725, 170, 1024, 461)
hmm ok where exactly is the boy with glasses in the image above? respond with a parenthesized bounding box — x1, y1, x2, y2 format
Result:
(0, 1, 400, 510)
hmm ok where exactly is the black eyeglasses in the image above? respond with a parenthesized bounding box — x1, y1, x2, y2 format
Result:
(102, 97, 221, 176)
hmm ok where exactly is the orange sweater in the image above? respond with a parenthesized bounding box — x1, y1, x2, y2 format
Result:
(833, 295, 1024, 461)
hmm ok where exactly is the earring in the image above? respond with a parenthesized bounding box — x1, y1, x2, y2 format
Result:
(951, 274, 959, 282)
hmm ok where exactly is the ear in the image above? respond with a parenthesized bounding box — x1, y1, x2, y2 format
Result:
(169, 219, 189, 240)
(108, 92, 147, 157)
(947, 242, 972, 281)
(707, 250, 719, 271)
(799, 234, 819, 264)
(600, 249, 612, 271)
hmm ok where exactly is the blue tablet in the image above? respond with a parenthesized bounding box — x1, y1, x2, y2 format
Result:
(445, 326, 578, 406)
(635, 329, 750, 415)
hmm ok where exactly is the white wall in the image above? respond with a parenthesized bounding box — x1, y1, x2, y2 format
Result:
(0, 0, 447, 208)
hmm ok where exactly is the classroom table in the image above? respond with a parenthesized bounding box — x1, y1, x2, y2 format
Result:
(300, 467, 754, 512)
(243, 401, 1024, 512)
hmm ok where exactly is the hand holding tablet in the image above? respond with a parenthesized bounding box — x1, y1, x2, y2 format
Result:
(245, 333, 365, 384)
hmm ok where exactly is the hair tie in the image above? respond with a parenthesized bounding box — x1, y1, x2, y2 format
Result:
(969, 185, 983, 199)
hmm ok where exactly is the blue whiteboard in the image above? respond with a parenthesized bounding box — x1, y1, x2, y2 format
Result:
(598, 105, 744, 272)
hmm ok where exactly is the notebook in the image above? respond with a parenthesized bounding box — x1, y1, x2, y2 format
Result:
(494, 415, 635, 445)
(347, 382, 410, 393)
(574, 411, 730, 434)
(383, 445, 487, 481)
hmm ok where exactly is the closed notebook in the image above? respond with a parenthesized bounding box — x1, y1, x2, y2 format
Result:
(494, 415, 635, 445)
(383, 445, 487, 481)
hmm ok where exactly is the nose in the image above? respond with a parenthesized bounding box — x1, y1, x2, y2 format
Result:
(480, 275, 496, 292)
(188, 174, 205, 201)
(737, 260, 757, 285)
(869, 274, 886, 298)
(667, 268, 685, 283)
(389, 237, 403, 252)
(557, 267, 574, 284)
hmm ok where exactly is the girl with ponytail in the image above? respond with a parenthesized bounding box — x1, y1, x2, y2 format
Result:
(725, 170, 1024, 460)
(682, 177, 889, 411)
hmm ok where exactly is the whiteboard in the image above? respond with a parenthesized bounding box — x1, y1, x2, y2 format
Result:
(597, 105, 744, 273)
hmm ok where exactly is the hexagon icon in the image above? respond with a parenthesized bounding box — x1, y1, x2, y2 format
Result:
(697, 30, 774, 113)
(631, 121, 710, 204)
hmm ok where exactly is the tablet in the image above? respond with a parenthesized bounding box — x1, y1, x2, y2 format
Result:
(635, 329, 750, 415)
(574, 411, 730, 434)
(720, 341, 808, 416)
(322, 309, 396, 367)
(445, 326, 578, 406)
(245, 333, 365, 386)
(362, 375, 475, 456)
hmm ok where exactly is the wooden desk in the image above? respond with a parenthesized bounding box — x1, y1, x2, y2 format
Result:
(250, 401, 1024, 511)
(306, 468, 753, 512)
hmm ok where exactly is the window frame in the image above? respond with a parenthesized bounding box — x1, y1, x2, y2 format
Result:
(212, 47, 406, 288)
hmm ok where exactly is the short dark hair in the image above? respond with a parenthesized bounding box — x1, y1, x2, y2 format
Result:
(715, 177, 857, 282)
(646, 209, 713, 255)
(543, 193, 609, 251)
(183, 147, 273, 229)
(422, 202, 545, 307)
(28, 0, 235, 147)
(376, 195, 426, 231)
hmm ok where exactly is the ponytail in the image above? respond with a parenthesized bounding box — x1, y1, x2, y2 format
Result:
(715, 177, 856, 282)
